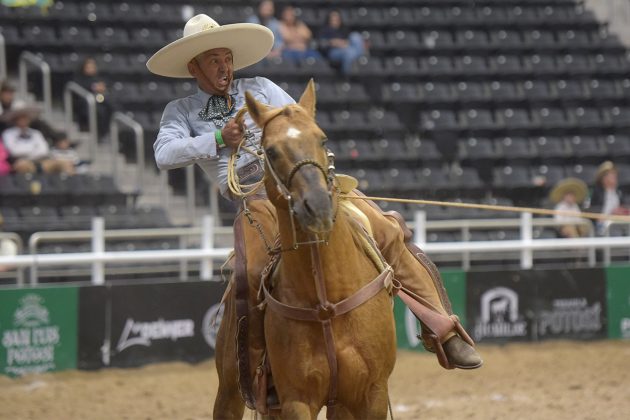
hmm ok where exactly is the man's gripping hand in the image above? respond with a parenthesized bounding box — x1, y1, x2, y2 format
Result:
(221, 119, 244, 149)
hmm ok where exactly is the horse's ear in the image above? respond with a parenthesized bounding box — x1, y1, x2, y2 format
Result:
(245, 91, 274, 128)
(298, 78, 316, 118)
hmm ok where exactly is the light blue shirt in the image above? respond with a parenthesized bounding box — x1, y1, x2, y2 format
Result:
(154, 76, 295, 198)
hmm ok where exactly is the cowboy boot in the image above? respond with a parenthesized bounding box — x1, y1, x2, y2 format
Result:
(349, 192, 482, 369)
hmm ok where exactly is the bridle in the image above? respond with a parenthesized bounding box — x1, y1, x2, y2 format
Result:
(235, 106, 339, 252)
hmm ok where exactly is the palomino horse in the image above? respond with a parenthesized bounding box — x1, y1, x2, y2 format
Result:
(213, 81, 397, 419)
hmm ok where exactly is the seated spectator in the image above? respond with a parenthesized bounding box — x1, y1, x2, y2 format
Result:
(0, 80, 58, 141)
(318, 10, 367, 74)
(247, 0, 283, 58)
(588, 161, 629, 235)
(2, 106, 75, 175)
(74, 57, 113, 138)
(50, 134, 89, 173)
(278, 5, 321, 64)
(0, 139, 10, 176)
(550, 177, 590, 238)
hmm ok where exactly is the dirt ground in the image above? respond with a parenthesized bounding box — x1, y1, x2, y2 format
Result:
(1, 340, 629, 420)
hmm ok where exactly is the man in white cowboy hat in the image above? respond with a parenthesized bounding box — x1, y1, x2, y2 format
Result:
(588, 161, 629, 235)
(148, 14, 481, 377)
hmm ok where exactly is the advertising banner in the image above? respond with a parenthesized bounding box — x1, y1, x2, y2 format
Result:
(532, 268, 606, 341)
(467, 268, 606, 343)
(108, 281, 225, 367)
(394, 270, 467, 351)
(606, 265, 630, 339)
(77, 285, 108, 370)
(467, 270, 534, 344)
(0, 287, 78, 377)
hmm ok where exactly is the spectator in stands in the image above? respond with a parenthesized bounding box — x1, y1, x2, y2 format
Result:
(317, 10, 366, 74)
(74, 57, 112, 138)
(247, 0, 283, 58)
(50, 135, 89, 173)
(278, 4, 321, 63)
(0, 139, 10, 176)
(588, 161, 629, 235)
(2, 106, 75, 175)
(147, 13, 481, 371)
(550, 177, 590, 238)
(0, 80, 58, 141)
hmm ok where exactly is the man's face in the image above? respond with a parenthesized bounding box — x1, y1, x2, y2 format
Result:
(188, 48, 234, 96)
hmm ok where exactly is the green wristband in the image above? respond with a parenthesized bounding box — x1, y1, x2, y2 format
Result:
(215, 130, 226, 148)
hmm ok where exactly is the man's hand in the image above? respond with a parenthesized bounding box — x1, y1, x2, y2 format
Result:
(221, 118, 244, 149)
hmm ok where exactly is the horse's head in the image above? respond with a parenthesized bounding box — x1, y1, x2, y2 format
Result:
(245, 80, 335, 234)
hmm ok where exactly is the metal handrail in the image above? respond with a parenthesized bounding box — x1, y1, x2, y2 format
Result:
(64, 81, 98, 162)
(110, 112, 145, 193)
(27, 223, 233, 284)
(0, 33, 7, 82)
(0, 232, 25, 286)
(18, 51, 52, 117)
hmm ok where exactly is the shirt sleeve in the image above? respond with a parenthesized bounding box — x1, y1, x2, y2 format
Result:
(255, 76, 297, 106)
(31, 131, 50, 160)
(153, 99, 218, 170)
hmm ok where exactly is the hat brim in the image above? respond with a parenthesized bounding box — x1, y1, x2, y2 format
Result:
(550, 178, 588, 204)
(146, 23, 274, 78)
(0, 106, 41, 122)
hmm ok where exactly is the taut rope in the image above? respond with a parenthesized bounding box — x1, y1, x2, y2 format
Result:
(341, 194, 630, 223)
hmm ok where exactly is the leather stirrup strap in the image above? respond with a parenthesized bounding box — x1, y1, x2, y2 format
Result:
(233, 214, 256, 409)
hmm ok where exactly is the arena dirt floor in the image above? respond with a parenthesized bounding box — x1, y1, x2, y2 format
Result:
(1, 340, 629, 420)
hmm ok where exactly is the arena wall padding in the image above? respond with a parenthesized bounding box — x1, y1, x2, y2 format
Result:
(606, 265, 630, 339)
(0, 286, 78, 377)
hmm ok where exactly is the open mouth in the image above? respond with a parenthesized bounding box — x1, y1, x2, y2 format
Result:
(218, 75, 229, 87)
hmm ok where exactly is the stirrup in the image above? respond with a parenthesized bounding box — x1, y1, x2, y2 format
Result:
(418, 315, 475, 370)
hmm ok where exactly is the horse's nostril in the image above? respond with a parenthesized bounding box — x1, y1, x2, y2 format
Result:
(303, 199, 316, 217)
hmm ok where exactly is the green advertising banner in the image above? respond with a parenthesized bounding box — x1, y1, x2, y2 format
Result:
(0, 287, 78, 377)
(606, 265, 630, 339)
(394, 270, 467, 351)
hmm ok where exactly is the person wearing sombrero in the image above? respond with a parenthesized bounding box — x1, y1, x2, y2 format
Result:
(148, 14, 481, 401)
(2, 105, 75, 175)
(587, 161, 629, 235)
(550, 177, 590, 238)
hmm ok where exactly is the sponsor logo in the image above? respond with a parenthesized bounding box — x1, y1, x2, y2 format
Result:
(474, 287, 527, 340)
(116, 318, 195, 352)
(538, 298, 602, 336)
(621, 318, 630, 339)
(202, 303, 224, 349)
(2, 294, 60, 375)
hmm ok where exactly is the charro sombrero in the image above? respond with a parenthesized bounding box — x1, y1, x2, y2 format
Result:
(595, 160, 617, 182)
(146, 14, 274, 78)
(0, 104, 41, 123)
(550, 177, 588, 204)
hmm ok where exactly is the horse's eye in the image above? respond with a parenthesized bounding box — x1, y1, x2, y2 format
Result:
(265, 146, 277, 160)
(321, 137, 328, 146)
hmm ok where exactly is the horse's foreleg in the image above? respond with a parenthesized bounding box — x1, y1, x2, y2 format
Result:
(280, 401, 317, 419)
(357, 381, 390, 419)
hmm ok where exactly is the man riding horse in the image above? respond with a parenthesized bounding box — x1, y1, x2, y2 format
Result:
(147, 12, 481, 383)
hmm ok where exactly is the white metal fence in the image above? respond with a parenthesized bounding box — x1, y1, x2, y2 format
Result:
(1, 213, 629, 287)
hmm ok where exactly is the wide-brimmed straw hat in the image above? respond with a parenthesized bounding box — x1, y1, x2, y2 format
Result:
(595, 160, 617, 182)
(146, 14, 274, 78)
(1, 104, 40, 123)
(550, 177, 588, 204)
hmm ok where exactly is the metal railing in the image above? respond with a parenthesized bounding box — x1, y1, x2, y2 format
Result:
(64, 81, 98, 162)
(1, 212, 629, 286)
(0, 232, 25, 285)
(18, 51, 52, 118)
(185, 165, 222, 225)
(0, 33, 7, 82)
(110, 112, 145, 193)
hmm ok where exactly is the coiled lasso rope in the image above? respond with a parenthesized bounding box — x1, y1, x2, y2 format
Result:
(226, 106, 267, 198)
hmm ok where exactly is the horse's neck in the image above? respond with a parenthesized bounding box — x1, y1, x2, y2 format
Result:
(275, 208, 377, 305)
